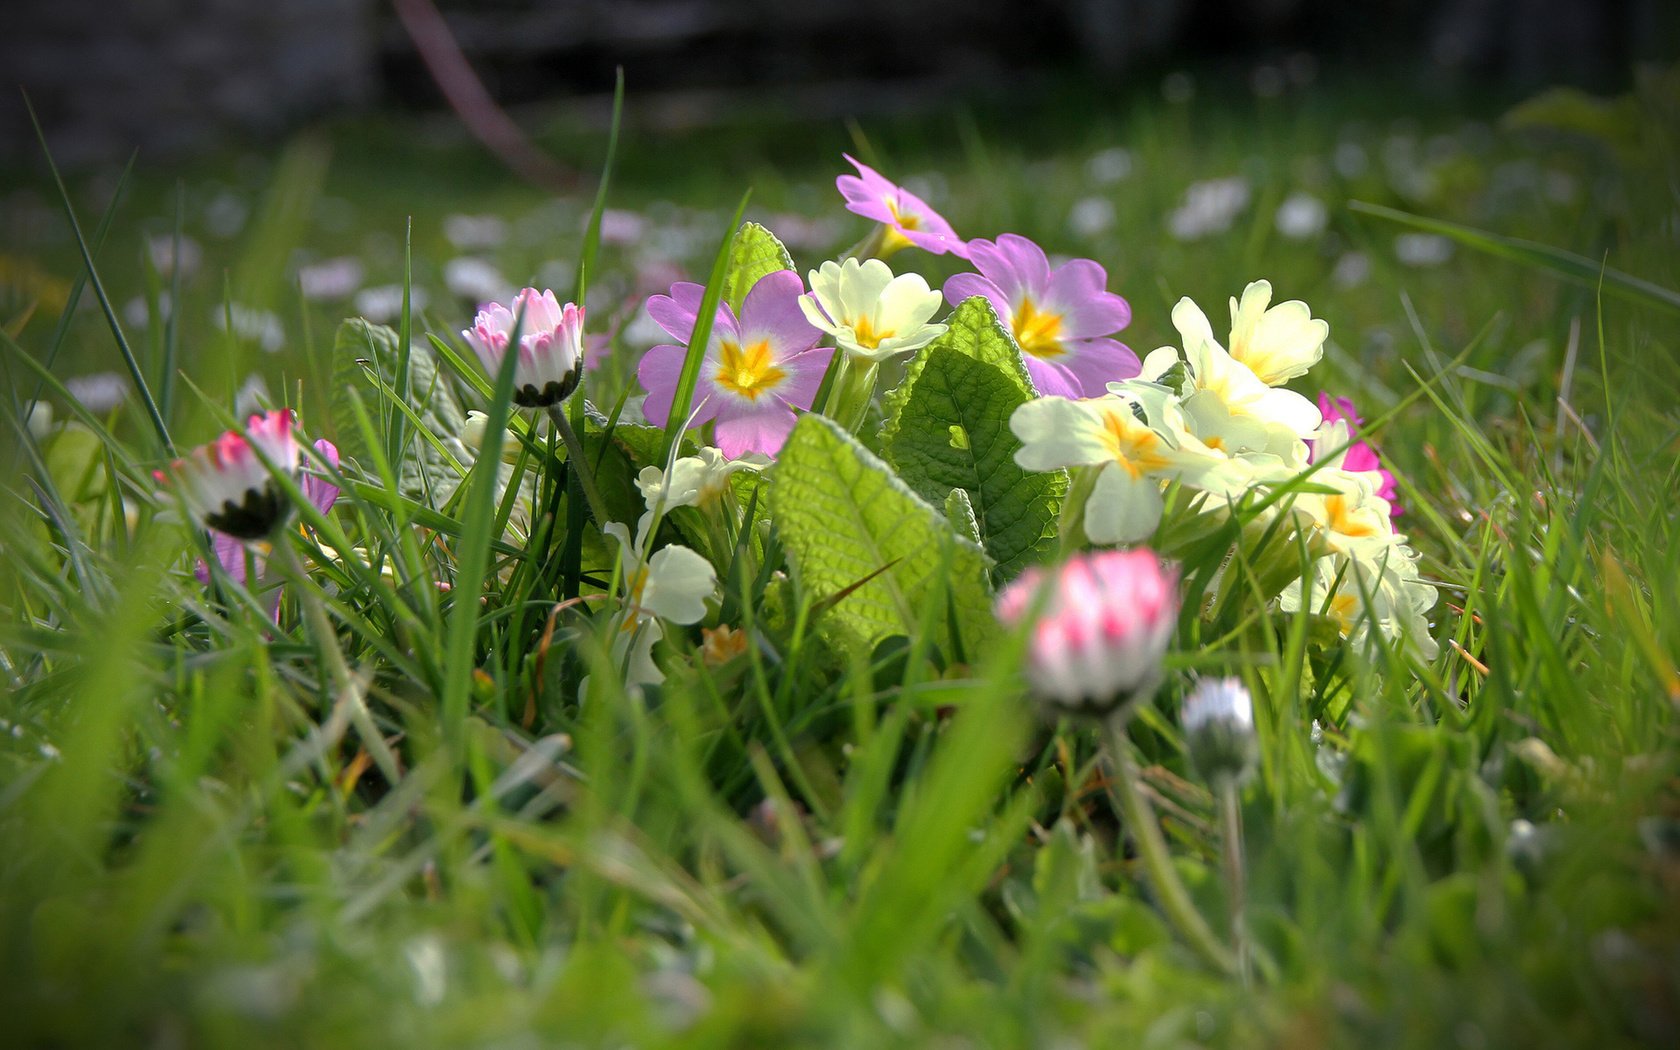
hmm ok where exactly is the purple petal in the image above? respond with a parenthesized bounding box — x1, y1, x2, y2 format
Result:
(303, 439, 340, 516)
(646, 282, 711, 342)
(772, 346, 834, 411)
(1053, 338, 1141, 396)
(713, 400, 798, 459)
(1045, 260, 1131, 339)
(944, 273, 1010, 318)
(1022, 356, 1084, 399)
(737, 270, 820, 354)
(637, 342, 719, 427)
(993, 234, 1052, 297)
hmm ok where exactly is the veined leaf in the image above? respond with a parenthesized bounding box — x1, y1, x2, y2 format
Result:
(880, 297, 1064, 581)
(722, 222, 796, 314)
(771, 415, 996, 651)
(880, 295, 1036, 445)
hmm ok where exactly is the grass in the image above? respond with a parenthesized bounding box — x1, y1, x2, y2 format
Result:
(2, 66, 1678, 1047)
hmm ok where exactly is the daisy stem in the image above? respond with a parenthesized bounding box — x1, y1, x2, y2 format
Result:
(547, 404, 611, 526)
(1104, 717, 1239, 977)
(274, 541, 403, 788)
(1216, 773, 1253, 987)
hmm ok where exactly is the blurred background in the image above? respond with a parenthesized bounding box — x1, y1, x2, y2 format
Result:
(2, 0, 1672, 166)
(1, 0, 1674, 441)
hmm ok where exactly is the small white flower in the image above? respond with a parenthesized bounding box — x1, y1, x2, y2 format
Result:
(604, 522, 717, 628)
(635, 446, 766, 520)
(298, 256, 365, 301)
(1085, 147, 1134, 185)
(1394, 233, 1453, 268)
(214, 303, 285, 353)
(602, 520, 719, 689)
(1167, 176, 1250, 240)
(64, 372, 129, 413)
(1332, 252, 1371, 289)
(800, 258, 947, 362)
(443, 213, 508, 250)
(1068, 195, 1116, 239)
(1274, 192, 1328, 240)
(355, 284, 429, 323)
(444, 257, 510, 303)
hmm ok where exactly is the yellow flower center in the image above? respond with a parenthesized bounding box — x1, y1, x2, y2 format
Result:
(1097, 407, 1171, 479)
(714, 339, 786, 401)
(850, 313, 895, 351)
(1324, 494, 1382, 540)
(1327, 592, 1360, 631)
(1013, 297, 1065, 358)
(885, 198, 921, 230)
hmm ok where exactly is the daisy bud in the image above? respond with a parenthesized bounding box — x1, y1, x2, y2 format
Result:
(156, 408, 302, 540)
(994, 549, 1178, 720)
(1181, 677, 1258, 785)
(462, 288, 585, 407)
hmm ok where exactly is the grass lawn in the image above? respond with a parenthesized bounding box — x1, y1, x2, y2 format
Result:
(2, 66, 1678, 1047)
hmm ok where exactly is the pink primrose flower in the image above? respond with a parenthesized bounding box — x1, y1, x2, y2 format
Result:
(837, 155, 969, 258)
(945, 233, 1138, 398)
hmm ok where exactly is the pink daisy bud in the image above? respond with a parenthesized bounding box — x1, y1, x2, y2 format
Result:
(995, 549, 1178, 719)
(462, 288, 585, 407)
(156, 409, 302, 540)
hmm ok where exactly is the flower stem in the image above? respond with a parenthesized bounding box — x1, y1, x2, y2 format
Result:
(274, 541, 403, 787)
(829, 357, 879, 434)
(547, 404, 610, 526)
(1104, 717, 1239, 976)
(1216, 774, 1253, 986)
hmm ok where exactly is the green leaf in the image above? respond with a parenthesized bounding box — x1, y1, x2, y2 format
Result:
(880, 297, 1064, 582)
(880, 295, 1036, 446)
(721, 222, 795, 315)
(944, 488, 980, 544)
(770, 415, 996, 652)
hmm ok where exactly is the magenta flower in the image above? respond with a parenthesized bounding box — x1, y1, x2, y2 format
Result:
(944, 234, 1139, 398)
(194, 440, 342, 617)
(462, 288, 585, 407)
(837, 155, 970, 259)
(1310, 393, 1400, 516)
(995, 548, 1178, 719)
(636, 270, 831, 459)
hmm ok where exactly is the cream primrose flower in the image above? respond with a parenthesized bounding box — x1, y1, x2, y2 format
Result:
(1279, 548, 1438, 663)
(1011, 381, 1228, 544)
(634, 446, 768, 520)
(799, 258, 947, 362)
(1225, 280, 1328, 386)
(603, 520, 718, 688)
(1284, 467, 1398, 559)
(1141, 288, 1322, 457)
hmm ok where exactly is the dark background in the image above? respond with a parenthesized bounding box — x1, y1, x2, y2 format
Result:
(1, 0, 1673, 169)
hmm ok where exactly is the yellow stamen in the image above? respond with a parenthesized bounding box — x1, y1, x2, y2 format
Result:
(850, 313, 895, 350)
(1324, 494, 1383, 539)
(1013, 297, 1065, 358)
(714, 339, 786, 401)
(1096, 408, 1172, 479)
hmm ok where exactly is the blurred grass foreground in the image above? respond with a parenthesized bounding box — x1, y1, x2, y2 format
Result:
(2, 36, 1680, 1050)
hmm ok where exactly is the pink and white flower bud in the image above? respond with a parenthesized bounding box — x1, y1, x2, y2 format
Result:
(157, 408, 302, 540)
(995, 549, 1179, 719)
(462, 287, 585, 407)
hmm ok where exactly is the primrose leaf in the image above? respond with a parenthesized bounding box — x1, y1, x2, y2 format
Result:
(880, 300, 1064, 582)
(880, 295, 1037, 445)
(771, 414, 996, 652)
(721, 222, 796, 315)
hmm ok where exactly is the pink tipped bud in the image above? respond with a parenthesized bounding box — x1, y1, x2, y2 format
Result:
(158, 409, 303, 541)
(461, 288, 585, 407)
(995, 549, 1178, 720)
